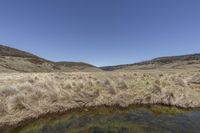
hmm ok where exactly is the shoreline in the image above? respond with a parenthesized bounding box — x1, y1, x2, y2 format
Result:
(0, 103, 195, 132)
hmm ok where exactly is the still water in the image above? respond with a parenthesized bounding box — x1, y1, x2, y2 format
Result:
(7, 105, 200, 133)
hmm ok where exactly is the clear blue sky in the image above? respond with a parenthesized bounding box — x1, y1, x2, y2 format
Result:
(0, 0, 200, 66)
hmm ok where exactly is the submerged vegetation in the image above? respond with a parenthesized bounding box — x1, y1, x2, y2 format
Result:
(7, 105, 199, 133)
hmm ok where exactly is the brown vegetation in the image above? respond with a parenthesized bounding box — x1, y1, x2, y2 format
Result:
(0, 70, 200, 129)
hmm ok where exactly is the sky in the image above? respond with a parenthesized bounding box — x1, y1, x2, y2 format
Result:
(0, 0, 200, 66)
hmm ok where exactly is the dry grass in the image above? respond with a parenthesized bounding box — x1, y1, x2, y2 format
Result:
(0, 70, 200, 128)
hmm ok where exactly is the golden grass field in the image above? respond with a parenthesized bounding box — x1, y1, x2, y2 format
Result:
(0, 70, 200, 128)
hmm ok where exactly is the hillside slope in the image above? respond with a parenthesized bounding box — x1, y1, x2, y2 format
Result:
(0, 45, 39, 58)
(101, 53, 200, 71)
(0, 44, 100, 72)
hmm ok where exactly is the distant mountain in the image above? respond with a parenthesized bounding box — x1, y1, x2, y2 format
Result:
(101, 53, 200, 71)
(0, 44, 101, 72)
(1, 44, 199, 72)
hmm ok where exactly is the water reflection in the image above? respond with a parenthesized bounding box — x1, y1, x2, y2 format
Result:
(8, 106, 200, 133)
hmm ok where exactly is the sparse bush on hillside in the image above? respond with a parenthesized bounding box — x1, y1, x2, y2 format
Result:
(27, 58, 44, 65)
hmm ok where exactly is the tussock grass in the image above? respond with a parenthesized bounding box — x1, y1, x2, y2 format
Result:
(0, 71, 200, 128)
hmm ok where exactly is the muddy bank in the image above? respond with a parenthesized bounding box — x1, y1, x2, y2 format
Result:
(0, 71, 200, 129)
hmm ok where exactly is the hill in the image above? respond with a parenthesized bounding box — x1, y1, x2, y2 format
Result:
(101, 53, 200, 71)
(0, 45, 39, 58)
(0, 44, 100, 72)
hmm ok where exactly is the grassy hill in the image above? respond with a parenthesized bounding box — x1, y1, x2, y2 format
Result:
(0, 44, 101, 72)
(101, 53, 200, 71)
